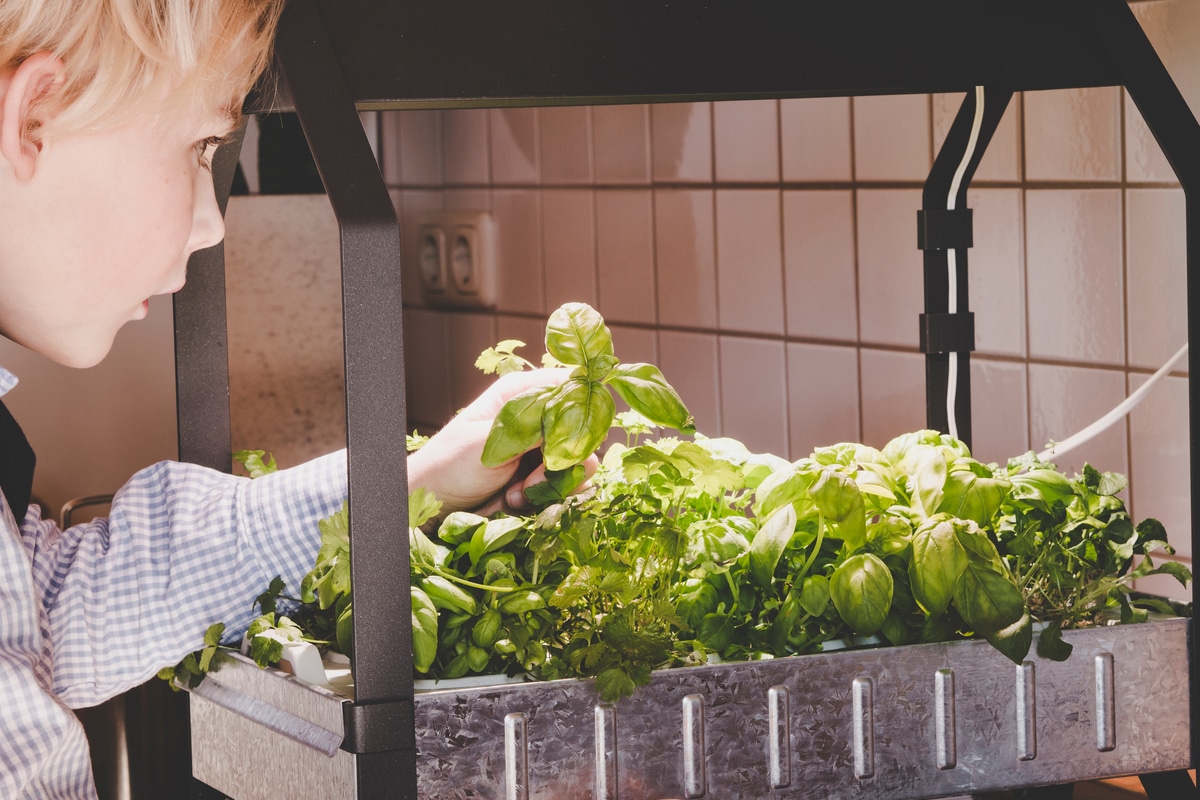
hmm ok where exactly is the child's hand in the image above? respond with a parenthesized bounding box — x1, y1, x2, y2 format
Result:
(406, 369, 599, 516)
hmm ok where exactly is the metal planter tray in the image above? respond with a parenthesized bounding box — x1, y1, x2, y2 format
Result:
(190, 617, 1192, 800)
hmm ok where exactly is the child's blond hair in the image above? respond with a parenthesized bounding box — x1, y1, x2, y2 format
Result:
(0, 0, 286, 137)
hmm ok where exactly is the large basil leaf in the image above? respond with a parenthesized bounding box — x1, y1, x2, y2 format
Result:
(909, 515, 968, 617)
(936, 470, 1011, 526)
(984, 612, 1033, 664)
(809, 468, 866, 551)
(542, 380, 616, 470)
(480, 384, 556, 467)
(1009, 468, 1075, 510)
(606, 362, 695, 433)
(749, 504, 796, 589)
(905, 445, 947, 518)
(952, 531, 1025, 633)
(411, 588, 438, 673)
(830, 553, 893, 636)
(798, 574, 830, 617)
(754, 462, 818, 521)
(544, 302, 614, 367)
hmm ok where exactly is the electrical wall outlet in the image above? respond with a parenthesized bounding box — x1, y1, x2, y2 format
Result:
(415, 210, 497, 309)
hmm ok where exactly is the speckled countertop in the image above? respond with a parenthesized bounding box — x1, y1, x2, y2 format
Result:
(223, 194, 348, 469)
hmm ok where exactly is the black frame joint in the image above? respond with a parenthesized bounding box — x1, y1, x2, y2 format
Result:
(917, 208, 974, 251)
(341, 699, 416, 754)
(920, 312, 976, 354)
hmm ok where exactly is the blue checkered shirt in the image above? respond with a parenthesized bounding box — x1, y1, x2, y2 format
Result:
(0, 367, 347, 798)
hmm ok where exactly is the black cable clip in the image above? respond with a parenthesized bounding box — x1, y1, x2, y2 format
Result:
(920, 312, 975, 355)
(917, 208, 973, 251)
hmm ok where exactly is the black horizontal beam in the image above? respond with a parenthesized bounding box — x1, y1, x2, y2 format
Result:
(254, 0, 1123, 112)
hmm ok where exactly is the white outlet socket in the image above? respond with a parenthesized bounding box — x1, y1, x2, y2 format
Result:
(415, 211, 497, 309)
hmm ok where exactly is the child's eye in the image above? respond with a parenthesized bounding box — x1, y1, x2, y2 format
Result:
(195, 135, 229, 168)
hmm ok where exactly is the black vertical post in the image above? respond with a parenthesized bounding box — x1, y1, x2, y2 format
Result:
(273, 0, 416, 796)
(919, 88, 1012, 451)
(1088, 0, 1200, 788)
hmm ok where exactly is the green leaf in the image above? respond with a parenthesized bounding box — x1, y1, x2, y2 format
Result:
(984, 612, 1033, 664)
(254, 577, 285, 617)
(335, 597, 354, 659)
(905, 445, 947, 518)
(936, 471, 1010, 526)
(606, 362, 695, 434)
(544, 303, 615, 367)
(524, 465, 587, 507)
(203, 622, 227, 648)
(249, 635, 283, 668)
(697, 612, 735, 650)
(406, 430, 431, 452)
(952, 532, 1025, 633)
(233, 449, 278, 478)
(411, 587, 438, 673)
(595, 666, 638, 703)
(830, 553, 893, 636)
(475, 339, 534, 375)
(749, 504, 796, 589)
(1035, 620, 1073, 661)
(420, 575, 478, 615)
(1009, 468, 1075, 510)
(408, 486, 442, 529)
(468, 516, 525, 565)
(909, 516, 969, 617)
(480, 384, 556, 468)
(809, 468, 865, 550)
(542, 380, 615, 471)
(798, 574, 830, 617)
(436, 511, 488, 546)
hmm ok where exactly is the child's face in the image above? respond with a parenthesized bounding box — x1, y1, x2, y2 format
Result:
(0, 101, 234, 368)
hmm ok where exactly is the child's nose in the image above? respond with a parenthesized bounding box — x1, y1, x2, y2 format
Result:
(187, 171, 226, 254)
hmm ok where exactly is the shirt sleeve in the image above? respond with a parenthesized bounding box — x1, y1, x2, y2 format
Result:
(19, 450, 347, 708)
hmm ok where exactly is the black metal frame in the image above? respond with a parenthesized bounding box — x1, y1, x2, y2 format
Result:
(173, 0, 1199, 795)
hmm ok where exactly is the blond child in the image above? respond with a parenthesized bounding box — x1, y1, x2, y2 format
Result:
(0, 2, 567, 795)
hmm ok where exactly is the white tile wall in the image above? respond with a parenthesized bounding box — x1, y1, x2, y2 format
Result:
(719, 336, 788, 455)
(651, 102, 713, 183)
(658, 329, 721, 436)
(596, 190, 656, 325)
(783, 190, 858, 342)
(655, 189, 717, 329)
(853, 94, 931, 182)
(780, 97, 853, 182)
(539, 106, 593, 184)
(542, 189, 597, 310)
(490, 108, 540, 184)
(715, 190, 785, 335)
(855, 189, 924, 347)
(1126, 188, 1189, 370)
(1024, 189, 1124, 365)
(382, 3, 1197, 601)
(442, 109, 490, 185)
(594, 105, 651, 184)
(713, 99, 779, 183)
(787, 343, 860, 457)
(1029, 363, 1128, 479)
(1024, 88, 1122, 182)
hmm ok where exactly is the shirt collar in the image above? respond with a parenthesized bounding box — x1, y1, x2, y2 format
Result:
(0, 367, 17, 398)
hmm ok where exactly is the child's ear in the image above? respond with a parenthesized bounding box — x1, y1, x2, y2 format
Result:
(0, 52, 66, 183)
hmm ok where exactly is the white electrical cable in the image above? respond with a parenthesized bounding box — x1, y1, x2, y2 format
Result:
(1037, 342, 1189, 463)
(944, 86, 987, 440)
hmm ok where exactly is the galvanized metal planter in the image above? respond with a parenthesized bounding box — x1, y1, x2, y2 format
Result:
(189, 617, 1191, 799)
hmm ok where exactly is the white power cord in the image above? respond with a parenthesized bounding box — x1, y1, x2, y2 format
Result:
(1038, 342, 1189, 462)
(945, 86, 986, 440)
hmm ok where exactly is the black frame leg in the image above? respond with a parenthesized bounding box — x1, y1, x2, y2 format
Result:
(1140, 769, 1197, 798)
